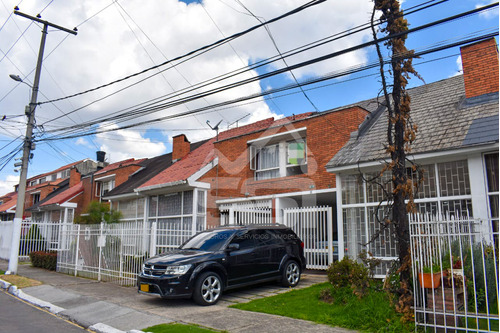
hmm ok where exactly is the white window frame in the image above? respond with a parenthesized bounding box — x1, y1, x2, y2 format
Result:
(250, 139, 307, 180)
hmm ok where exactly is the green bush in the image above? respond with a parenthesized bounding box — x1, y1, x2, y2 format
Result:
(29, 251, 57, 270)
(19, 224, 47, 255)
(326, 256, 370, 297)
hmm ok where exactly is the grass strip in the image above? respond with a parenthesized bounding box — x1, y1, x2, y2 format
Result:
(144, 323, 222, 333)
(231, 282, 413, 332)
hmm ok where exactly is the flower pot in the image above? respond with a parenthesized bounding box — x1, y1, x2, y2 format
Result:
(418, 272, 443, 289)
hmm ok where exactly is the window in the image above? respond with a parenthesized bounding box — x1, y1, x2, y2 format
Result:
(250, 139, 307, 180)
(32, 193, 40, 204)
(231, 231, 256, 250)
(254, 144, 280, 180)
(101, 179, 115, 197)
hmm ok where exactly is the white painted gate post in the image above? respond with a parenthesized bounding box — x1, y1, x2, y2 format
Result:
(74, 224, 80, 277)
(149, 221, 157, 257)
(327, 207, 333, 264)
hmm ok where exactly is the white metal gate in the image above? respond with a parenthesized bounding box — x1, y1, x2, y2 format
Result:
(221, 207, 272, 225)
(283, 206, 333, 270)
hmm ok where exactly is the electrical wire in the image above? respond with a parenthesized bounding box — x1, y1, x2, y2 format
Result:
(38, 0, 451, 128)
(41, 5, 498, 138)
(37, 30, 498, 143)
(37, 0, 328, 106)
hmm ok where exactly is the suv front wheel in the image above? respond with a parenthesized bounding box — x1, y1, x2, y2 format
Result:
(193, 271, 222, 306)
(282, 260, 301, 287)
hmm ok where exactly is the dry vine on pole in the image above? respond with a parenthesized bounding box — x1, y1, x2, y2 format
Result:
(369, 0, 424, 319)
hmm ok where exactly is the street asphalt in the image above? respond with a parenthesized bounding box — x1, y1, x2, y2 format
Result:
(0, 260, 354, 333)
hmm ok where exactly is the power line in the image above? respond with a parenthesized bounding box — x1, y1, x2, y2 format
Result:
(37, 30, 498, 143)
(38, 0, 451, 128)
(41, 4, 498, 138)
(37, 0, 328, 106)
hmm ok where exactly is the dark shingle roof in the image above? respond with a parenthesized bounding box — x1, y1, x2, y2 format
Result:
(327, 75, 499, 169)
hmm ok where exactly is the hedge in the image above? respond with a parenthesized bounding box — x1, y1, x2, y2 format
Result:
(29, 251, 57, 271)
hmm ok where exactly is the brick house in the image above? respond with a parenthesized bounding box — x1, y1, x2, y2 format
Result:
(0, 192, 17, 221)
(1, 159, 100, 221)
(325, 38, 499, 274)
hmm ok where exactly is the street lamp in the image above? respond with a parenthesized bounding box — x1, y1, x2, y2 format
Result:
(9, 74, 23, 82)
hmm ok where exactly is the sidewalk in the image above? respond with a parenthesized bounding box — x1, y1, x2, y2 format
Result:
(0, 260, 352, 333)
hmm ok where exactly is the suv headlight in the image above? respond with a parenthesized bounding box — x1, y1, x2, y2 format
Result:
(165, 264, 192, 275)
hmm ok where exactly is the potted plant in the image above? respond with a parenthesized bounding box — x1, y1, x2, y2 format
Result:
(418, 262, 449, 289)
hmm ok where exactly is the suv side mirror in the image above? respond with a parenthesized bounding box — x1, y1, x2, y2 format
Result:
(226, 243, 240, 252)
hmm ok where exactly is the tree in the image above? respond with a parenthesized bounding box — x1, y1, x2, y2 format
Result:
(75, 201, 122, 224)
(370, 0, 422, 316)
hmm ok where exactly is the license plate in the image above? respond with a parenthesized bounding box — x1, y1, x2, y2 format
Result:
(140, 284, 149, 292)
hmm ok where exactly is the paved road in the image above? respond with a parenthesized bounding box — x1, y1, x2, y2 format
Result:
(0, 290, 87, 333)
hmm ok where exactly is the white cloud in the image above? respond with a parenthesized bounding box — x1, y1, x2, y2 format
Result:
(75, 137, 91, 148)
(0, 175, 18, 197)
(0, 0, 372, 165)
(95, 123, 167, 162)
(476, 1, 499, 19)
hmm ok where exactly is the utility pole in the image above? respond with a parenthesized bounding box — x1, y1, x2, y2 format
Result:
(7, 8, 77, 275)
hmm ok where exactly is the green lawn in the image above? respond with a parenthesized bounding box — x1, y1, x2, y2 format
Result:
(231, 283, 414, 332)
(0, 270, 4, 275)
(144, 323, 221, 333)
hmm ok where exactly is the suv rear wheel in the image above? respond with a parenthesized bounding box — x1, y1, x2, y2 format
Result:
(193, 271, 222, 306)
(282, 260, 300, 287)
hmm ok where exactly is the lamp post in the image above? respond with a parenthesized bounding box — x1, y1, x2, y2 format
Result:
(6, 9, 76, 275)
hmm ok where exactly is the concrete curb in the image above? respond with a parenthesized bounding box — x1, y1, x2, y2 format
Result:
(0, 277, 147, 333)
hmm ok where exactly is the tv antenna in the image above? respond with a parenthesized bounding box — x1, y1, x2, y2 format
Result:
(206, 119, 222, 141)
(228, 113, 250, 129)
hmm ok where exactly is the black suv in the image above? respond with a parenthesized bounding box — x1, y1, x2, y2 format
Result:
(137, 224, 306, 305)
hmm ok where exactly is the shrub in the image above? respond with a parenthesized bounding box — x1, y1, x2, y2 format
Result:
(75, 201, 122, 224)
(19, 224, 47, 255)
(326, 256, 370, 297)
(29, 251, 57, 270)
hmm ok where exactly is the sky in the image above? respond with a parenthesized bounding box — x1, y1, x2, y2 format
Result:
(0, 0, 498, 196)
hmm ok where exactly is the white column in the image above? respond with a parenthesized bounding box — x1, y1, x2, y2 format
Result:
(336, 175, 344, 260)
(467, 154, 490, 239)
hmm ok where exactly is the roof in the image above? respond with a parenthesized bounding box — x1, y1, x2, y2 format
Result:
(26, 178, 66, 192)
(138, 139, 216, 189)
(27, 179, 70, 211)
(0, 192, 17, 213)
(37, 181, 84, 208)
(104, 140, 208, 197)
(326, 75, 499, 170)
(27, 159, 85, 182)
(94, 158, 145, 176)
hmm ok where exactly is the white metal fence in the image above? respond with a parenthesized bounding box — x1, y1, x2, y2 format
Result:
(0, 220, 62, 261)
(57, 220, 199, 286)
(283, 206, 333, 270)
(410, 214, 499, 332)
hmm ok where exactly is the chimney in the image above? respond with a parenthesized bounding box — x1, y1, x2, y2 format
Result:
(460, 38, 499, 99)
(69, 168, 81, 187)
(96, 151, 106, 163)
(172, 134, 190, 161)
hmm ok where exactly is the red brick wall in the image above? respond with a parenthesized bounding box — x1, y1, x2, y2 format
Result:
(172, 134, 191, 161)
(460, 38, 499, 99)
(199, 107, 368, 226)
(69, 168, 81, 188)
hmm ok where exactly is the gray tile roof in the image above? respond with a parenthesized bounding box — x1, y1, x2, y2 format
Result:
(326, 75, 499, 169)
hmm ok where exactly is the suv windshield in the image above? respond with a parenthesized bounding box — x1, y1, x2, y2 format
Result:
(180, 229, 236, 252)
